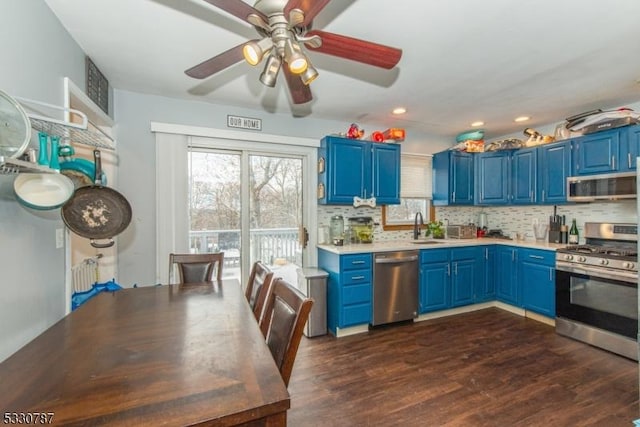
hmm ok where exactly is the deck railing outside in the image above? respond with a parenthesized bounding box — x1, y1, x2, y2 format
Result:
(189, 228, 301, 278)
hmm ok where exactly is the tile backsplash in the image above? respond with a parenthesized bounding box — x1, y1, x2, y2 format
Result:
(318, 200, 638, 244)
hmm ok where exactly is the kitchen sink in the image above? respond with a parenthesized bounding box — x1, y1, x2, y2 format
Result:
(410, 240, 443, 245)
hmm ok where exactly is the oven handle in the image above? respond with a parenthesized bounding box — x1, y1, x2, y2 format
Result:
(556, 261, 638, 283)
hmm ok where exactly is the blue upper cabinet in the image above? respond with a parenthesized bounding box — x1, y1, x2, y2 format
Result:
(511, 148, 537, 204)
(318, 136, 400, 205)
(538, 140, 572, 204)
(433, 150, 474, 205)
(619, 125, 640, 172)
(474, 148, 536, 205)
(371, 143, 401, 204)
(572, 128, 622, 175)
(475, 151, 509, 205)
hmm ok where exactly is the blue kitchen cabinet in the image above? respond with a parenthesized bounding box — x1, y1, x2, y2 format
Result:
(537, 140, 572, 204)
(495, 245, 519, 306)
(433, 150, 474, 205)
(318, 136, 400, 205)
(619, 125, 640, 171)
(419, 249, 449, 312)
(511, 148, 537, 204)
(371, 142, 401, 204)
(475, 151, 509, 205)
(419, 247, 481, 313)
(476, 245, 495, 302)
(450, 247, 480, 306)
(318, 249, 372, 333)
(572, 128, 622, 175)
(520, 248, 555, 317)
(475, 149, 536, 205)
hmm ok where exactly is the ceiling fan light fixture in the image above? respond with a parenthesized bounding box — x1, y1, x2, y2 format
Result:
(301, 63, 319, 85)
(259, 54, 282, 87)
(284, 39, 308, 74)
(243, 38, 273, 66)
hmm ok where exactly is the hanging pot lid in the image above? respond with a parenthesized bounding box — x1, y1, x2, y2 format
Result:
(0, 90, 31, 159)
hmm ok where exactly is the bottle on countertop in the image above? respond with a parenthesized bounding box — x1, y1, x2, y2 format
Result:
(568, 219, 579, 244)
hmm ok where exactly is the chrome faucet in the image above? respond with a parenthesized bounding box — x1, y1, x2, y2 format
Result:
(413, 212, 424, 240)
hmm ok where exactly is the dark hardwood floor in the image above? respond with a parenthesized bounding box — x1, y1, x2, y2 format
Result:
(288, 308, 639, 426)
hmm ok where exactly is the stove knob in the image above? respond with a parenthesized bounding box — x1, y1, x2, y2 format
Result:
(623, 262, 635, 269)
(577, 256, 586, 262)
(599, 259, 609, 265)
(564, 254, 574, 261)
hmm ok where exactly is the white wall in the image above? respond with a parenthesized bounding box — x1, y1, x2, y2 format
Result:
(113, 90, 450, 287)
(0, 0, 87, 362)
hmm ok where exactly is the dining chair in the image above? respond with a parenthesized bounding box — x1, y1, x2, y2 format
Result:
(169, 252, 224, 284)
(245, 261, 275, 321)
(259, 277, 313, 387)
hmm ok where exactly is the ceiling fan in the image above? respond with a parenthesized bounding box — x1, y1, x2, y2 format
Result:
(185, 0, 403, 104)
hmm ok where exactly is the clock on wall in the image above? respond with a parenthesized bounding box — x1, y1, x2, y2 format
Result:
(86, 56, 109, 115)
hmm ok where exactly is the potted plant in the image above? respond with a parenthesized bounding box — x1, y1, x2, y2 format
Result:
(426, 221, 445, 239)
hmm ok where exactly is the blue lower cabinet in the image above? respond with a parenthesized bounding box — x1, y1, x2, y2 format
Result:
(419, 247, 481, 313)
(476, 245, 495, 302)
(519, 248, 555, 317)
(495, 246, 520, 306)
(319, 249, 372, 333)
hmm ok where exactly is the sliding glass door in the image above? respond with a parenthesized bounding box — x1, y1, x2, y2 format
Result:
(188, 149, 304, 283)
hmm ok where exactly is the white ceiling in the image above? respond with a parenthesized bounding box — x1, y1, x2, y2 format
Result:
(44, 0, 640, 140)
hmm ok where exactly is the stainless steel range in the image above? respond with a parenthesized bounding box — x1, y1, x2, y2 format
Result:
(555, 222, 638, 360)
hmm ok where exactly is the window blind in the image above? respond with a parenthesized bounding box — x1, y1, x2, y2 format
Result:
(400, 154, 432, 198)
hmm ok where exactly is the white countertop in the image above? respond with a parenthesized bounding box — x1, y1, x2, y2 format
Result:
(317, 238, 566, 254)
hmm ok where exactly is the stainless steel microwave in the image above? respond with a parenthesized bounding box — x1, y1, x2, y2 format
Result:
(567, 172, 636, 202)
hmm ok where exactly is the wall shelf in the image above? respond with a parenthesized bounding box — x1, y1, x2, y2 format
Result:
(14, 96, 115, 151)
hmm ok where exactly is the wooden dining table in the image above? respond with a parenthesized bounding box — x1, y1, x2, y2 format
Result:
(0, 280, 290, 426)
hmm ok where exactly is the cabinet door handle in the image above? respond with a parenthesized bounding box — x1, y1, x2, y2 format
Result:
(351, 260, 365, 265)
(542, 189, 545, 202)
(351, 275, 365, 280)
(612, 155, 616, 170)
(549, 268, 553, 281)
(447, 264, 451, 276)
(452, 191, 456, 202)
(529, 255, 544, 259)
(629, 153, 632, 169)
(485, 248, 488, 260)
(454, 263, 458, 275)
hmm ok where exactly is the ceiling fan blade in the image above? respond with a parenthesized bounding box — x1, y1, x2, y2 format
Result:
(306, 30, 402, 69)
(283, 67, 313, 104)
(185, 43, 246, 79)
(284, 0, 331, 27)
(202, 0, 267, 25)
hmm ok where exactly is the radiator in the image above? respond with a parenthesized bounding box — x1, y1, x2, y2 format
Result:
(72, 257, 99, 293)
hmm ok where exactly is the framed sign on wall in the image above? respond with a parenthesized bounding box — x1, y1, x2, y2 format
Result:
(86, 57, 109, 115)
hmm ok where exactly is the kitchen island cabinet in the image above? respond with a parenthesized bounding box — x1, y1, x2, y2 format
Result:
(318, 136, 400, 205)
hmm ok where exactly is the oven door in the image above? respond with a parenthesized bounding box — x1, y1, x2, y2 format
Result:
(556, 263, 638, 339)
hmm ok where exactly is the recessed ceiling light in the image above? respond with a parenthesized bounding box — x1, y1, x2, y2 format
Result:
(470, 121, 485, 127)
(392, 107, 407, 115)
(514, 116, 531, 122)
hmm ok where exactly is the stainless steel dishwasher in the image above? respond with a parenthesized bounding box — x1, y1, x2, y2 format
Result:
(372, 250, 419, 326)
